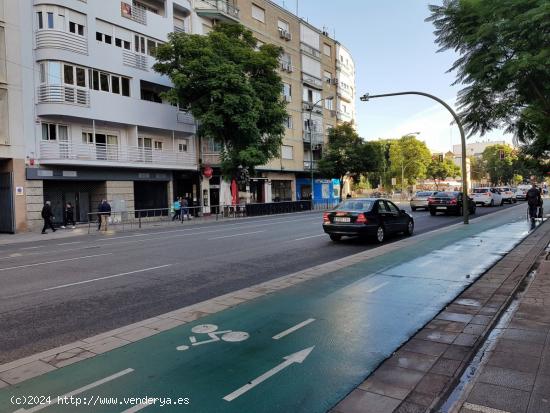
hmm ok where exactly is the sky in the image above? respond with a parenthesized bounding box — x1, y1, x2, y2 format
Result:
(271, 0, 514, 153)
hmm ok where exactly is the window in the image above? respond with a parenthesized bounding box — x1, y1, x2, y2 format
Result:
(325, 99, 333, 110)
(69, 22, 76, 33)
(100, 72, 109, 91)
(82, 132, 93, 144)
(123, 40, 131, 50)
(251, 4, 265, 22)
(47, 12, 54, 29)
(78, 24, 84, 36)
(324, 71, 332, 83)
(96, 32, 103, 41)
(91, 70, 99, 90)
(282, 145, 293, 160)
(178, 140, 188, 152)
(282, 83, 291, 101)
(76, 67, 86, 87)
(111, 75, 120, 94)
(63, 64, 74, 85)
(154, 141, 163, 150)
(271, 180, 292, 202)
(135, 35, 145, 54)
(285, 115, 293, 129)
(121, 77, 130, 96)
(37, 12, 43, 29)
(69, 22, 83, 35)
(278, 19, 289, 32)
(39, 63, 46, 83)
(205, 138, 221, 153)
(104, 34, 112, 44)
(115, 38, 122, 47)
(323, 43, 331, 56)
(41, 123, 61, 141)
(147, 39, 157, 56)
(47, 62, 61, 85)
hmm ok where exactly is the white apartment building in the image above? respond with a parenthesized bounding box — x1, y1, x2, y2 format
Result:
(0, 0, 356, 232)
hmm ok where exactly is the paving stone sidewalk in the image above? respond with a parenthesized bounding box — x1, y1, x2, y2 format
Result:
(332, 219, 550, 413)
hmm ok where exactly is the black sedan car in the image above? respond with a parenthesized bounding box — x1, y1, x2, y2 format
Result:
(428, 191, 476, 216)
(323, 198, 414, 243)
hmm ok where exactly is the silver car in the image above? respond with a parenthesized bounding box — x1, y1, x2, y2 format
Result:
(410, 191, 438, 211)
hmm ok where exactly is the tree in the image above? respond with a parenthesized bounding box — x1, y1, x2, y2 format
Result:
(481, 144, 517, 184)
(153, 23, 287, 177)
(427, 0, 550, 158)
(469, 156, 486, 185)
(388, 135, 432, 189)
(426, 158, 461, 189)
(358, 140, 387, 189)
(317, 123, 365, 201)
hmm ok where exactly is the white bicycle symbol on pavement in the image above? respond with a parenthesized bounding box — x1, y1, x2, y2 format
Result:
(176, 324, 250, 351)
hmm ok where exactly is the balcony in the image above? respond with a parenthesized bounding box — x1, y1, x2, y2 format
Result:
(39, 141, 197, 170)
(303, 160, 319, 170)
(35, 30, 88, 55)
(121, 1, 147, 25)
(300, 43, 321, 60)
(37, 85, 90, 107)
(177, 111, 194, 125)
(201, 153, 221, 166)
(173, 25, 187, 33)
(195, 0, 239, 23)
(302, 73, 323, 90)
(303, 131, 324, 145)
(302, 101, 323, 115)
(122, 50, 149, 71)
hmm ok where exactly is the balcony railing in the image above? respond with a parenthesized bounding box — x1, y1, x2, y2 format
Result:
(195, 0, 239, 22)
(300, 43, 321, 59)
(177, 111, 194, 125)
(173, 25, 187, 33)
(39, 141, 196, 168)
(303, 131, 324, 145)
(302, 73, 323, 89)
(37, 84, 90, 107)
(122, 50, 148, 71)
(303, 160, 319, 170)
(302, 101, 323, 115)
(35, 30, 88, 55)
(201, 153, 221, 166)
(121, 1, 147, 25)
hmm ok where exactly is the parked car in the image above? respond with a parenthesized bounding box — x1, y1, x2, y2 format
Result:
(410, 191, 438, 211)
(428, 192, 476, 216)
(515, 184, 531, 201)
(472, 187, 504, 206)
(323, 198, 414, 243)
(496, 187, 517, 204)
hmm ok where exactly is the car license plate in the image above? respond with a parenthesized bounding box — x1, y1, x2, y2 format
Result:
(334, 217, 350, 223)
(436, 206, 446, 210)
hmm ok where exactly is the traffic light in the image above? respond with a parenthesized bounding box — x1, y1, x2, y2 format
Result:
(499, 150, 505, 160)
(438, 154, 444, 162)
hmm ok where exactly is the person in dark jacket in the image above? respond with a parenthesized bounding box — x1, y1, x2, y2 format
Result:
(61, 202, 76, 229)
(41, 201, 56, 234)
(526, 184, 542, 223)
(97, 199, 112, 231)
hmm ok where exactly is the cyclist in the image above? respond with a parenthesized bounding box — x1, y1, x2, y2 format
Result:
(526, 183, 542, 223)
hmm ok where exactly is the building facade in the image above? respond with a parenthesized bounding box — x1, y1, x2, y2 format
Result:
(1, 0, 355, 232)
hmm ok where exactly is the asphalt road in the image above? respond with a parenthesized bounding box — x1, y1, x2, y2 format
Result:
(0, 202, 522, 363)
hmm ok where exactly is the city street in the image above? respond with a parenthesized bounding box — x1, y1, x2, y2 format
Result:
(0, 203, 534, 413)
(0, 203, 522, 364)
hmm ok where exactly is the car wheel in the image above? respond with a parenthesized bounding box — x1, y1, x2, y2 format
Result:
(490, 199, 495, 207)
(404, 220, 414, 236)
(513, 199, 517, 203)
(411, 206, 416, 211)
(329, 234, 341, 242)
(429, 209, 436, 216)
(375, 225, 385, 243)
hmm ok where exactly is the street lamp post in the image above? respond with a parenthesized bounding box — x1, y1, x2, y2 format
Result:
(361, 91, 470, 224)
(307, 96, 334, 209)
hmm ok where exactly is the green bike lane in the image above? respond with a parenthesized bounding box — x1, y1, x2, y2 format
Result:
(0, 209, 532, 413)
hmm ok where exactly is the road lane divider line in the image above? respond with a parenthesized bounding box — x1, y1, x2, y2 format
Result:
(272, 318, 316, 340)
(19, 246, 41, 250)
(208, 231, 265, 240)
(223, 347, 314, 402)
(366, 281, 389, 294)
(0, 253, 112, 272)
(293, 234, 325, 241)
(12, 368, 134, 413)
(43, 265, 172, 291)
(57, 241, 83, 246)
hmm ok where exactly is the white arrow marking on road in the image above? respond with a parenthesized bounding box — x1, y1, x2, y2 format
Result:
(0, 253, 112, 272)
(272, 318, 316, 340)
(223, 346, 315, 402)
(12, 368, 134, 413)
(366, 281, 389, 294)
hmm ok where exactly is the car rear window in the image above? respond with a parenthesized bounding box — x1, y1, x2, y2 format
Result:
(474, 188, 489, 193)
(335, 200, 374, 211)
(435, 192, 459, 197)
(416, 192, 433, 197)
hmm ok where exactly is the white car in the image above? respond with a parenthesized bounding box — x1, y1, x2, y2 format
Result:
(496, 187, 517, 204)
(472, 187, 504, 207)
(515, 185, 531, 201)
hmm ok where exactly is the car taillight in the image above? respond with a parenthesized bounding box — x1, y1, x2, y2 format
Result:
(485, 193, 491, 196)
(356, 213, 367, 224)
(428, 197, 434, 203)
(323, 212, 330, 223)
(450, 198, 457, 205)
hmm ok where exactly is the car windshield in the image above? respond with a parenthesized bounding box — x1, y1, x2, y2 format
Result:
(335, 200, 374, 211)
(474, 188, 489, 193)
(416, 192, 433, 197)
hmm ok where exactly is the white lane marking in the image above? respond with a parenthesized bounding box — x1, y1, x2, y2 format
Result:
(462, 402, 512, 413)
(43, 265, 172, 291)
(120, 403, 150, 413)
(208, 231, 265, 240)
(57, 241, 83, 246)
(293, 234, 325, 241)
(223, 347, 314, 402)
(13, 368, 134, 413)
(366, 281, 389, 294)
(20, 246, 41, 250)
(0, 253, 112, 272)
(272, 318, 316, 340)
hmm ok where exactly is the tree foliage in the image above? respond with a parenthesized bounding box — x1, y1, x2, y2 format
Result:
(427, 0, 550, 158)
(153, 23, 287, 177)
(388, 136, 432, 187)
(481, 144, 517, 185)
(426, 158, 461, 188)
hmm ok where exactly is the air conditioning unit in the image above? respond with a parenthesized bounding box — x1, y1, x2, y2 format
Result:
(278, 28, 292, 41)
(284, 31, 292, 41)
(331, 78, 339, 85)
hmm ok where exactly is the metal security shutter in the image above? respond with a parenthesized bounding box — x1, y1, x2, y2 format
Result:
(0, 172, 15, 233)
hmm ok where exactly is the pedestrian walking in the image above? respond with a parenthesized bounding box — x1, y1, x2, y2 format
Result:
(526, 183, 542, 224)
(41, 201, 56, 234)
(61, 202, 76, 229)
(97, 199, 111, 231)
(181, 197, 189, 220)
(172, 198, 181, 221)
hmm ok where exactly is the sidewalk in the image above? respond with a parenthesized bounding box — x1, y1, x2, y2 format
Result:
(332, 218, 550, 413)
(455, 256, 550, 413)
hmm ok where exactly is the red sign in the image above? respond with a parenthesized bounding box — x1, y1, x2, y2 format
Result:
(203, 165, 213, 179)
